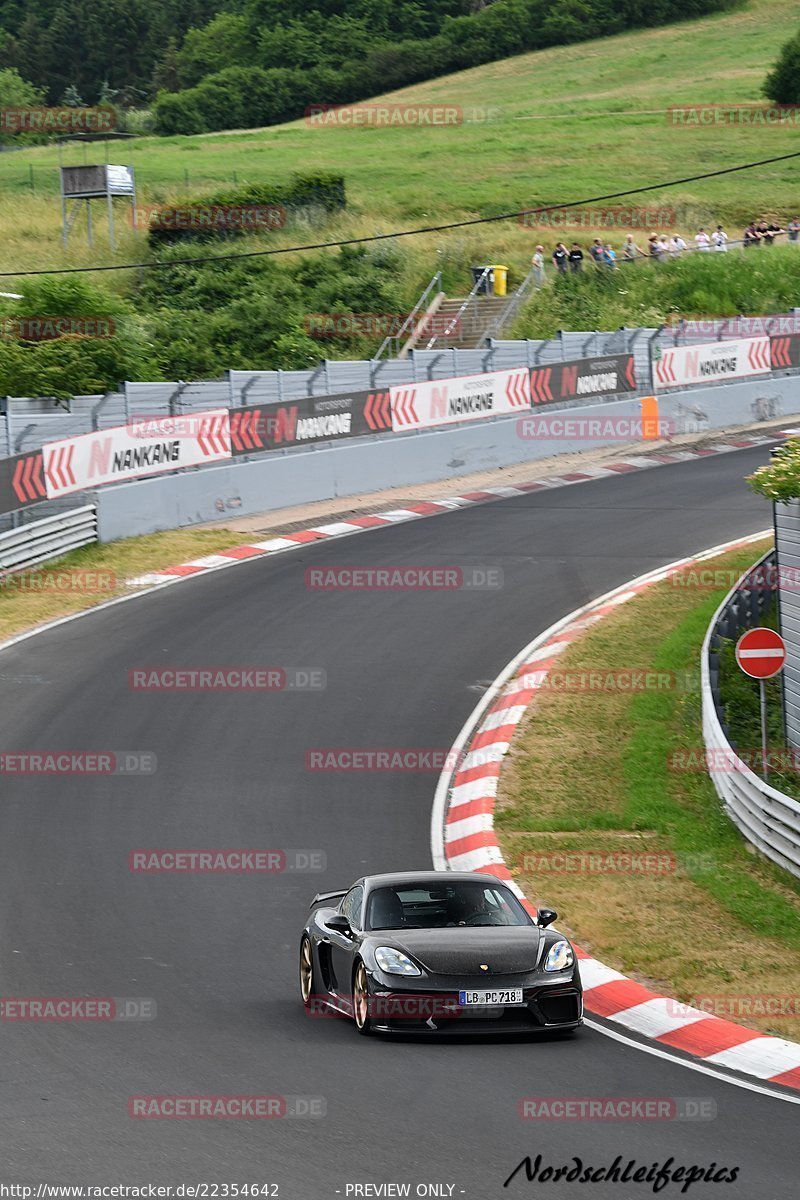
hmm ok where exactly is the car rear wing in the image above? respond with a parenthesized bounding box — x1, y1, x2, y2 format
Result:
(309, 889, 347, 909)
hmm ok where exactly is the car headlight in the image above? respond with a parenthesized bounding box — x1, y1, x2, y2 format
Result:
(374, 946, 421, 976)
(544, 940, 574, 972)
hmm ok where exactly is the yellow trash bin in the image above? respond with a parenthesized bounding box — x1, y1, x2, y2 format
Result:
(490, 265, 509, 296)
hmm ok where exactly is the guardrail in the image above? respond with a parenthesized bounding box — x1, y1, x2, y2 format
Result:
(0, 505, 97, 575)
(702, 548, 800, 879)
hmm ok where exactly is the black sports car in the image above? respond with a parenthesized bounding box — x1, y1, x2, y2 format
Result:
(299, 871, 583, 1035)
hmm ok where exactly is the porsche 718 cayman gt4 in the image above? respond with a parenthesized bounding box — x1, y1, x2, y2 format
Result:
(299, 871, 583, 1035)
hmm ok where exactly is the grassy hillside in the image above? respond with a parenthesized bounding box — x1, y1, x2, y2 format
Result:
(0, 0, 797, 301)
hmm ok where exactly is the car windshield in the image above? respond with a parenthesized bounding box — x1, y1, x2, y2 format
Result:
(365, 882, 532, 930)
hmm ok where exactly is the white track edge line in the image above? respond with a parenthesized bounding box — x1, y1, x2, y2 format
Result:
(429, 528, 800, 1102)
(583, 1020, 800, 1105)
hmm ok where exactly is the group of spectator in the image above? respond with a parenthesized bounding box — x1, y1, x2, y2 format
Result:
(530, 216, 800, 284)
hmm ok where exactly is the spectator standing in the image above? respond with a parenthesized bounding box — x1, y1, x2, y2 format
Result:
(694, 227, 711, 252)
(788, 217, 800, 243)
(531, 245, 546, 286)
(589, 237, 605, 266)
(568, 242, 584, 273)
(669, 234, 687, 257)
(744, 222, 761, 249)
(712, 225, 729, 252)
(552, 242, 568, 274)
(657, 235, 670, 258)
(648, 234, 662, 261)
(603, 243, 617, 269)
(761, 220, 784, 246)
(621, 234, 644, 262)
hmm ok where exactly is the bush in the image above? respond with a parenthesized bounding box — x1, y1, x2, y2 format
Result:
(764, 28, 800, 105)
(748, 438, 800, 503)
(145, 174, 346, 246)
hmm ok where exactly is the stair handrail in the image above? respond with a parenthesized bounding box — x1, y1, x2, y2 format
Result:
(374, 271, 442, 360)
(480, 262, 539, 345)
(424, 266, 492, 351)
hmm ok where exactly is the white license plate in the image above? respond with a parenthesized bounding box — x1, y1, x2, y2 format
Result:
(458, 989, 524, 1006)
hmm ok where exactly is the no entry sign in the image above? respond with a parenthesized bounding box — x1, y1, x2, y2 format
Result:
(735, 628, 786, 679)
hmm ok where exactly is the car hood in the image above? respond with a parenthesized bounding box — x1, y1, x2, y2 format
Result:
(376, 927, 545, 975)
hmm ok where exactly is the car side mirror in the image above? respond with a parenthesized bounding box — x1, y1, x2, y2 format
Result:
(326, 913, 352, 935)
(537, 908, 557, 928)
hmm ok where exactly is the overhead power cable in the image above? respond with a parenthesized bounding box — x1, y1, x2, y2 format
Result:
(1, 149, 798, 278)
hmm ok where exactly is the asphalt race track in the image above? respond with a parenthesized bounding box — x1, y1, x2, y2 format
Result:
(0, 446, 796, 1198)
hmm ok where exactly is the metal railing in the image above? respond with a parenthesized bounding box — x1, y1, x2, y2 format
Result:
(374, 270, 442, 360)
(424, 266, 492, 350)
(0, 505, 98, 575)
(702, 549, 800, 879)
(480, 262, 539, 344)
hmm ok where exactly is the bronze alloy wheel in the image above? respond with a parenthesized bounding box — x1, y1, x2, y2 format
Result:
(299, 936, 314, 1007)
(353, 961, 372, 1035)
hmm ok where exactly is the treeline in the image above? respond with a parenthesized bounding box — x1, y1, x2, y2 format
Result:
(153, 0, 737, 134)
(0, 0, 736, 124)
(0, 0, 225, 105)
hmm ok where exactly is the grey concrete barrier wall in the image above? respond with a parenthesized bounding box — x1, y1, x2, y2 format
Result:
(95, 375, 800, 543)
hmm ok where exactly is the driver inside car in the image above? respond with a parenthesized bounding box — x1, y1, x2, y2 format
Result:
(448, 888, 507, 926)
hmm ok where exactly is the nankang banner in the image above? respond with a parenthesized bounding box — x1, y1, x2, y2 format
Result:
(530, 355, 636, 406)
(390, 368, 529, 431)
(228, 390, 388, 455)
(40, 411, 231, 499)
(653, 338, 771, 389)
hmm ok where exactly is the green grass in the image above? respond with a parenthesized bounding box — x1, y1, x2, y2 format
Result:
(497, 539, 800, 1038)
(0, 527, 248, 641)
(0, 0, 799, 284)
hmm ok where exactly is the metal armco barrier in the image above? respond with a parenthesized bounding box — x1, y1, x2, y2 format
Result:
(702, 549, 800, 879)
(1, 327, 799, 520)
(0, 505, 97, 574)
(530, 354, 636, 405)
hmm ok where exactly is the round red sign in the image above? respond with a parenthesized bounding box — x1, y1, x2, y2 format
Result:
(735, 627, 786, 680)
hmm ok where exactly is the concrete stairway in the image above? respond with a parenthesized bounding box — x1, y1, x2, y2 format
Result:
(431, 295, 511, 349)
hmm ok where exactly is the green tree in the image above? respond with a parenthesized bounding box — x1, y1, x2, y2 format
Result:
(764, 28, 800, 105)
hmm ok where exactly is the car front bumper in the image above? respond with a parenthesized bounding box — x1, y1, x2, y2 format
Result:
(363, 967, 583, 1035)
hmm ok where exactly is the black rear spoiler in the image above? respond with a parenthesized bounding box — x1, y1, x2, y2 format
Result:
(309, 889, 347, 909)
